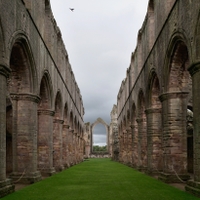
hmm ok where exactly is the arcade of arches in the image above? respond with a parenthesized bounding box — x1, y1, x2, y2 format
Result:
(0, 0, 85, 197)
(1, 0, 200, 198)
(117, 0, 200, 196)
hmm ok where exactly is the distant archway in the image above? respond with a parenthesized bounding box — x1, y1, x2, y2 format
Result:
(91, 118, 109, 153)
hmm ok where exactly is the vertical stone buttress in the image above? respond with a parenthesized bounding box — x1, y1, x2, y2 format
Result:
(11, 93, 42, 183)
(145, 108, 162, 174)
(38, 110, 55, 176)
(0, 65, 14, 197)
(159, 92, 190, 182)
(186, 63, 200, 195)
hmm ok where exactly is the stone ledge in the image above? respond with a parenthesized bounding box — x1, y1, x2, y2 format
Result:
(10, 171, 42, 184)
(185, 180, 200, 197)
(158, 172, 190, 183)
(0, 179, 15, 198)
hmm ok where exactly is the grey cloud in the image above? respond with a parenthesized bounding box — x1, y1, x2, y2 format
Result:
(50, 0, 149, 145)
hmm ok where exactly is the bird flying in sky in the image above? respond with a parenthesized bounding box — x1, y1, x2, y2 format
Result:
(69, 8, 74, 12)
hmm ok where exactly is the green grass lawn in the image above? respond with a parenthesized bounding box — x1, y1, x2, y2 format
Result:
(2, 159, 198, 200)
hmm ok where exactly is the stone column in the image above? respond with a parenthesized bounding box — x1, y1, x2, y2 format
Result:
(119, 134, 123, 162)
(11, 93, 42, 183)
(145, 108, 162, 174)
(186, 63, 200, 195)
(38, 110, 55, 176)
(159, 92, 190, 183)
(0, 65, 14, 198)
(77, 135, 81, 162)
(63, 125, 70, 168)
(126, 126, 133, 166)
(68, 129, 74, 166)
(53, 119, 64, 171)
(136, 118, 147, 171)
(122, 130, 127, 163)
(130, 125, 137, 168)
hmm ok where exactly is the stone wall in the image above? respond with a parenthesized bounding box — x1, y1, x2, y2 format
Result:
(0, 0, 85, 197)
(117, 0, 200, 197)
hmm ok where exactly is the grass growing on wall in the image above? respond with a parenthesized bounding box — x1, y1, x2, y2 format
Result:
(2, 159, 198, 200)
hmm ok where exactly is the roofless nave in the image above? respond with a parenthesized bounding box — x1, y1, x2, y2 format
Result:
(1, 0, 200, 198)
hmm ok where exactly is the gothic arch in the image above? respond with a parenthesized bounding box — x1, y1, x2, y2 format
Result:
(8, 33, 41, 182)
(38, 70, 53, 110)
(91, 118, 109, 152)
(9, 32, 38, 94)
(146, 69, 161, 108)
(37, 71, 54, 175)
(160, 35, 193, 176)
(146, 69, 162, 173)
(163, 31, 191, 92)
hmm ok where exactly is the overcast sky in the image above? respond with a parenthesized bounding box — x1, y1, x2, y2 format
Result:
(50, 0, 149, 146)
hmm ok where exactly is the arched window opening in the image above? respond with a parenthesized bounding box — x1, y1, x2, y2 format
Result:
(93, 124, 107, 152)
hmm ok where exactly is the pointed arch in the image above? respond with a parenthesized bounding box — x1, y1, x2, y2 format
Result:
(38, 70, 53, 110)
(163, 32, 191, 92)
(54, 91, 63, 119)
(9, 32, 37, 94)
(147, 69, 161, 108)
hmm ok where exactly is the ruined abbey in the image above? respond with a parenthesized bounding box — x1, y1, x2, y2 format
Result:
(1, 0, 200, 198)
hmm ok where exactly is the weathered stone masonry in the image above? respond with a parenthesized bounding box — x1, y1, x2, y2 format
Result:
(117, 0, 200, 197)
(0, 0, 85, 197)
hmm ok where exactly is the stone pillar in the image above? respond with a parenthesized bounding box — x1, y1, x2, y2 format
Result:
(11, 93, 42, 183)
(68, 129, 74, 166)
(145, 108, 162, 174)
(38, 110, 55, 176)
(63, 125, 70, 168)
(78, 135, 81, 162)
(122, 130, 127, 163)
(0, 65, 14, 198)
(159, 92, 190, 183)
(136, 118, 147, 171)
(53, 119, 64, 171)
(119, 134, 123, 162)
(186, 63, 200, 196)
(130, 124, 138, 168)
(126, 126, 133, 166)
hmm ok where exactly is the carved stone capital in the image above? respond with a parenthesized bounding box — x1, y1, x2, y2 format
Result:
(38, 109, 55, 116)
(159, 91, 189, 102)
(188, 62, 200, 76)
(0, 64, 11, 78)
(10, 93, 41, 103)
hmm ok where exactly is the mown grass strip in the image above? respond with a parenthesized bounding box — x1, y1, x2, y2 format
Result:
(2, 159, 198, 200)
